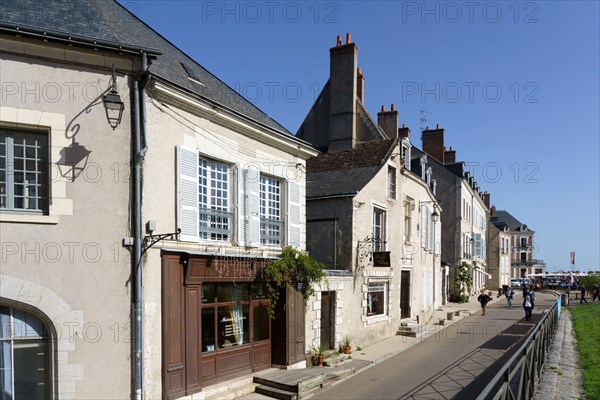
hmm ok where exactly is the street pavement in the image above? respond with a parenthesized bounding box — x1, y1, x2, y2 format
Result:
(228, 290, 586, 400)
(308, 291, 556, 399)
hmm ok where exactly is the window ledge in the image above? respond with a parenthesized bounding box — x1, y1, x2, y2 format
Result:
(0, 213, 58, 224)
(366, 315, 389, 324)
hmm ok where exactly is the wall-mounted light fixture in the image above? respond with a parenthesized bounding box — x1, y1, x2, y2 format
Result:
(103, 64, 125, 130)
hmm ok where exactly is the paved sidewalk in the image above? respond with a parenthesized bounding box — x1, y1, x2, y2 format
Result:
(214, 292, 578, 400)
(229, 295, 488, 400)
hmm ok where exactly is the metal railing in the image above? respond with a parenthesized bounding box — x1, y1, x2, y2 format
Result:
(199, 207, 233, 240)
(260, 217, 283, 245)
(476, 297, 559, 400)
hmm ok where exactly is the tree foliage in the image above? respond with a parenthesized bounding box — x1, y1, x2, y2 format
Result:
(262, 246, 326, 318)
(580, 273, 600, 289)
(456, 261, 473, 292)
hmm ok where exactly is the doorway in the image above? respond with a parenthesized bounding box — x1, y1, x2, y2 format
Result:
(320, 291, 336, 350)
(400, 271, 411, 319)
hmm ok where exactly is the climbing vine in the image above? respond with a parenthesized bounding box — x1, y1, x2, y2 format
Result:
(452, 261, 473, 303)
(262, 246, 326, 318)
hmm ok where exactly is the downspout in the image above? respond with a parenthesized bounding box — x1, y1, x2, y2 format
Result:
(133, 52, 150, 400)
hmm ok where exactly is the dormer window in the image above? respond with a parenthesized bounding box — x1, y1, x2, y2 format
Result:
(426, 167, 432, 187)
(401, 140, 411, 169)
(420, 155, 427, 180)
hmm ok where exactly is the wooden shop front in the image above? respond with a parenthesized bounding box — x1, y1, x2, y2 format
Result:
(162, 252, 305, 399)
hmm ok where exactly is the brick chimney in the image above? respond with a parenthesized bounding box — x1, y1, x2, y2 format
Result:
(482, 192, 491, 210)
(421, 124, 445, 163)
(328, 33, 358, 153)
(377, 104, 399, 138)
(357, 68, 364, 103)
(444, 146, 456, 164)
(490, 205, 496, 217)
(398, 123, 410, 139)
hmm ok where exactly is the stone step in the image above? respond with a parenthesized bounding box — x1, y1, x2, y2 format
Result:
(297, 374, 326, 395)
(205, 382, 258, 400)
(254, 376, 297, 393)
(202, 375, 257, 400)
(255, 385, 297, 400)
(397, 327, 418, 337)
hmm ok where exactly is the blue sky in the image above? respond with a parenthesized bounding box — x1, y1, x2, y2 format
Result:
(122, 1, 599, 271)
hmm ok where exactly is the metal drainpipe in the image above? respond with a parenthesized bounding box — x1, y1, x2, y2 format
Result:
(132, 51, 149, 400)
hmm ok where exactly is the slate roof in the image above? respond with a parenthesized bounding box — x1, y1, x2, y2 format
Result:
(306, 139, 397, 198)
(491, 210, 535, 233)
(0, 0, 293, 135)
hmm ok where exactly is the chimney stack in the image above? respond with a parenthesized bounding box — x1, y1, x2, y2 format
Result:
(444, 146, 456, 164)
(398, 123, 410, 139)
(421, 125, 445, 163)
(491, 205, 497, 217)
(482, 192, 491, 210)
(357, 68, 364, 103)
(328, 33, 358, 153)
(377, 103, 399, 138)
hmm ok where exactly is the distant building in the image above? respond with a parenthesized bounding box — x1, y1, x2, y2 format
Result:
(490, 208, 546, 279)
(412, 129, 490, 298)
(487, 219, 512, 290)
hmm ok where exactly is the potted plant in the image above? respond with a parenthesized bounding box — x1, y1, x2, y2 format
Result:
(310, 343, 326, 367)
(341, 335, 353, 354)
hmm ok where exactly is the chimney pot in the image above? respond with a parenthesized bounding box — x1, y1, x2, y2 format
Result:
(381, 105, 385, 112)
(391, 103, 395, 111)
(402, 123, 406, 128)
(356, 68, 365, 103)
(436, 123, 439, 129)
(346, 33, 351, 44)
(336, 35, 341, 46)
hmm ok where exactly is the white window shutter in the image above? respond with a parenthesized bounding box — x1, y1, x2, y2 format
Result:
(287, 180, 301, 248)
(244, 165, 261, 247)
(474, 233, 482, 258)
(177, 145, 199, 242)
(235, 163, 243, 246)
(428, 208, 433, 251)
(435, 220, 441, 255)
(421, 204, 427, 249)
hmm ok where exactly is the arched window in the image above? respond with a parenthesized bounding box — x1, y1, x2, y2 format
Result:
(0, 305, 51, 399)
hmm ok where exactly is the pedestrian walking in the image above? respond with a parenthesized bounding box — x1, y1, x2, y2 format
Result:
(523, 294, 534, 321)
(592, 284, 599, 302)
(478, 290, 492, 316)
(506, 287, 515, 308)
(580, 285, 588, 304)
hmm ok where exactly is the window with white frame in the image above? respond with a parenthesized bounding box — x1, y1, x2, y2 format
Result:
(372, 207, 386, 252)
(401, 141, 411, 169)
(0, 305, 51, 399)
(404, 197, 413, 242)
(198, 156, 232, 241)
(387, 166, 396, 200)
(260, 175, 282, 245)
(366, 281, 388, 317)
(0, 129, 49, 214)
(177, 146, 298, 248)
